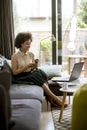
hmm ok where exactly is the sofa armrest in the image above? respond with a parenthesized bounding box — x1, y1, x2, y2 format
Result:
(0, 70, 11, 90)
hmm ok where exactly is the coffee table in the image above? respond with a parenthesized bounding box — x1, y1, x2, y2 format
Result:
(58, 78, 87, 122)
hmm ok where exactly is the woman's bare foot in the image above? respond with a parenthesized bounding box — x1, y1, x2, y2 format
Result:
(46, 95, 68, 108)
(53, 96, 68, 108)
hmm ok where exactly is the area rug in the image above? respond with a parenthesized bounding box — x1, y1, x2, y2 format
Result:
(51, 105, 72, 130)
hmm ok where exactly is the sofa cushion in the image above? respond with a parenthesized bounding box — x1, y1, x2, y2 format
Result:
(39, 65, 62, 79)
(11, 99, 41, 130)
(10, 84, 43, 102)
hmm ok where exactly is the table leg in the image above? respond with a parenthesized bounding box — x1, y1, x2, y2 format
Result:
(59, 92, 67, 122)
(68, 58, 70, 74)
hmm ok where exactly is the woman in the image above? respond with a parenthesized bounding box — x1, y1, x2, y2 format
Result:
(11, 32, 67, 107)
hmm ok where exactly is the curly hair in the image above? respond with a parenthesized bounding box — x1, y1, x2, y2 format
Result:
(14, 32, 32, 48)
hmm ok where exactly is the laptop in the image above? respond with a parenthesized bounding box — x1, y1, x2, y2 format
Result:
(51, 62, 84, 82)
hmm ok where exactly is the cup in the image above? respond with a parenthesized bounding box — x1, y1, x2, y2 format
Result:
(62, 82, 68, 90)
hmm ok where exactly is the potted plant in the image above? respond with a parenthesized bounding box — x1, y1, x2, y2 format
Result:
(40, 38, 52, 65)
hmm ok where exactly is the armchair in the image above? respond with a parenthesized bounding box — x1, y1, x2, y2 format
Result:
(0, 85, 8, 130)
(0, 70, 12, 130)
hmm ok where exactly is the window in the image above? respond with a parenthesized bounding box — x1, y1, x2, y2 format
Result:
(13, 0, 52, 65)
(13, 0, 81, 66)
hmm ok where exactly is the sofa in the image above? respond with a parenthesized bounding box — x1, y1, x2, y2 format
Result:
(0, 59, 43, 130)
(0, 56, 64, 130)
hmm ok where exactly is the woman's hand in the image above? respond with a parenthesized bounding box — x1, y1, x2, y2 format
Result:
(29, 62, 37, 70)
(29, 60, 38, 70)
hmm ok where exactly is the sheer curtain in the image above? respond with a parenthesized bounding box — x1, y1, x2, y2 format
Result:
(0, 0, 14, 59)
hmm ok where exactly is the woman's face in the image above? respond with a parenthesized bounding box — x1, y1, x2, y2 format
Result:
(21, 39, 31, 52)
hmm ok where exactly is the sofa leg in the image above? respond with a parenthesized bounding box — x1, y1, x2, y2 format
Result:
(45, 96, 49, 109)
(45, 96, 53, 110)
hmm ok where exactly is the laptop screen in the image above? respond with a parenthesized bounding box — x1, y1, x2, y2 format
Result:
(69, 62, 84, 81)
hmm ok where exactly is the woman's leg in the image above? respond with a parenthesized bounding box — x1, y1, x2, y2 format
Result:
(12, 70, 67, 107)
(42, 83, 67, 106)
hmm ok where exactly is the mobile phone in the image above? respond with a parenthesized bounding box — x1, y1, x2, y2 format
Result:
(35, 59, 39, 63)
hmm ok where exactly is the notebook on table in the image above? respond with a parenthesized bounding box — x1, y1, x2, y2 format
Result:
(51, 62, 84, 82)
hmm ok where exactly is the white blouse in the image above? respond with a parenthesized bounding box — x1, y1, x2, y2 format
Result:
(15, 50, 34, 72)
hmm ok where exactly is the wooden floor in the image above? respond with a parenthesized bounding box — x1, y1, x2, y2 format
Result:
(40, 96, 73, 130)
(40, 97, 55, 130)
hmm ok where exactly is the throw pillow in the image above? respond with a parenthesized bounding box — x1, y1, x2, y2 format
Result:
(5, 59, 11, 68)
(3, 60, 12, 73)
(39, 65, 62, 80)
